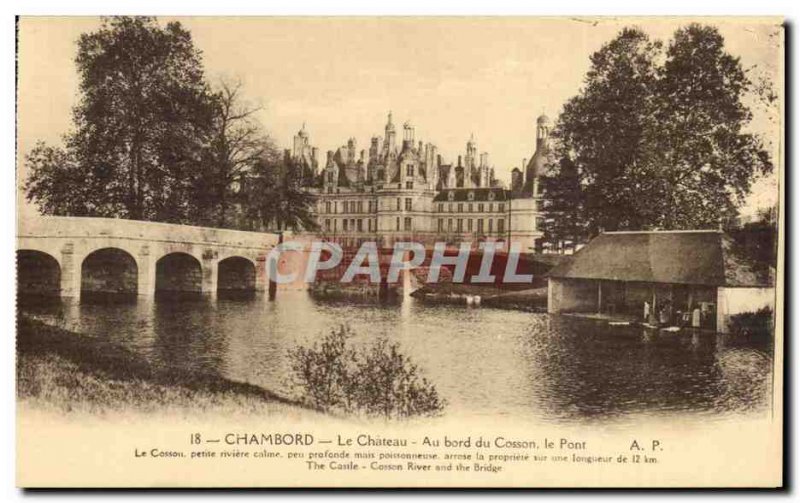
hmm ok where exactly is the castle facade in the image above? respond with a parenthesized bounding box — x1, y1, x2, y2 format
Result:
(290, 113, 550, 251)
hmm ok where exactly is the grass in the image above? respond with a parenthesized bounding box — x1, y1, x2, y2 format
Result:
(16, 316, 319, 418)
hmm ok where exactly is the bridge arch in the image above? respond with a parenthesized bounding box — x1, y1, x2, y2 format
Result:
(217, 256, 256, 297)
(17, 249, 61, 298)
(156, 252, 203, 298)
(81, 247, 139, 301)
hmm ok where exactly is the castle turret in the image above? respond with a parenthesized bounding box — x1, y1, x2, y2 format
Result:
(523, 113, 551, 196)
(384, 112, 396, 152)
(402, 121, 415, 151)
(323, 150, 338, 189)
(511, 167, 523, 191)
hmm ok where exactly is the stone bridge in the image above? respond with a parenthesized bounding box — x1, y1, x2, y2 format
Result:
(17, 216, 283, 299)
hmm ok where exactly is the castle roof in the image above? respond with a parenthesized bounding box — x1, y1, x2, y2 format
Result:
(548, 230, 773, 287)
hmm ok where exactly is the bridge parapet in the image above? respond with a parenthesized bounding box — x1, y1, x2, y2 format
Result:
(18, 216, 280, 250)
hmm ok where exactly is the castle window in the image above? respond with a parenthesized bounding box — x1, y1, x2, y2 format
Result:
(334, 202, 338, 214)
(396, 217, 400, 231)
(358, 201, 363, 213)
(468, 219, 473, 232)
(406, 181, 413, 189)
(498, 219, 505, 233)
(404, 217, 412, 231)
(468, 203, 473, 212)
(457, 219, 463, 232)
(405, 198, 412, 211)
(343, 219, 349, 231)
(357, 219, 363, 232)
(488, 192, 496, 201)
(477, 219, 484, 233)
(396, 198, 401, 211)
(325, 202, 331, 213)
(478, 203, 484, 212)
(448, 191, 455, 201)
(499, 203, 505, 212)
(406, 165, 414, 176)
(438, 203, 444, 212)
(325, 219, 331, 231)
(489, 219, 494, 233)
(447, 219, 453, 231)
(467, 191, 475, 201)
(457, 203, 463, 213)
(448, 203, 453, 212)
(350, 219, 355, 230)
(438, 218, 443, 232)
(489, 203, 493, 212)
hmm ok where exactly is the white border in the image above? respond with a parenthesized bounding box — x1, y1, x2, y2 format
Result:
(3, 1, 796, 500)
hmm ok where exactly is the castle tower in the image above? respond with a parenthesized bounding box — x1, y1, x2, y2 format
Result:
(524, 113, 551, 196)
(323, 150, 338, 190)
(465, 134, 477, 170)
(536, 113, 552, 151)
(384, 112, 397, 152)
(511, 167, 523, 191)
(402, 121, 415, 149)
(292, 122, 310, 159)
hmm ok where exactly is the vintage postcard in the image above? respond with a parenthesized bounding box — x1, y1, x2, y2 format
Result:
(15, 16, 784, 488)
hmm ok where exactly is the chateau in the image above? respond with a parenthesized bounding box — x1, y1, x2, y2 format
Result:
(289, 113, 550, 251)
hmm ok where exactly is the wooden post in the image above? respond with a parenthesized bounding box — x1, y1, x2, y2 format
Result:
(597, 280, 602, 314)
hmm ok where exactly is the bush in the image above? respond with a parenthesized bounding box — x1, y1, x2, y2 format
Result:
(288, 325, 444, 418)
(728, 307, 774, 339)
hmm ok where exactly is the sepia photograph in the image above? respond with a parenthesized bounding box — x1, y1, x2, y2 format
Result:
(14, 14, 784, 488)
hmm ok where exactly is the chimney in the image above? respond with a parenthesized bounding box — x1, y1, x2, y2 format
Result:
(458, 155, 463, 167)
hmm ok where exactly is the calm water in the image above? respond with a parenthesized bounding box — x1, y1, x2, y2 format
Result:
(20, 291, 773, 423)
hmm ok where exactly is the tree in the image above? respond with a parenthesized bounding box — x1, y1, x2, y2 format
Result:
(244, 149, 319, 232)
(551, 28, 662, 236)
(195, 79, 269, 227)
(544, 24, 773, 242)
(645, 24, 773, 229)
(25, 16, 215, 223)
(539, 156, 586, 253)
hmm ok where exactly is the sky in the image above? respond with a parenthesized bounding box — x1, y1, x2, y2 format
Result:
(16, 16, 783, 219)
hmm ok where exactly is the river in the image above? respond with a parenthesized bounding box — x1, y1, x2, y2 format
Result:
(19, 291, 773, 424)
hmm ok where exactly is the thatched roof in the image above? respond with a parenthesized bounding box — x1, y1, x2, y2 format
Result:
(548, 230, 772, 287)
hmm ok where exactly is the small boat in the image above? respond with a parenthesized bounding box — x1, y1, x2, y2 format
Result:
(608, 321, 630, 326)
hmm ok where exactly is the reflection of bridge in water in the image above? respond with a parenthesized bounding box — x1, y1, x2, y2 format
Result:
(17, 216, 284, 300)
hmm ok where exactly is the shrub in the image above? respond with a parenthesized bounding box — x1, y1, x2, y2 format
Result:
(288, 325, 444, 418)
(728, 307, 774, 339)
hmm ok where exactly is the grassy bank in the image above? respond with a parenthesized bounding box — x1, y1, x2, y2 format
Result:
(17, 316, 318, 417)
